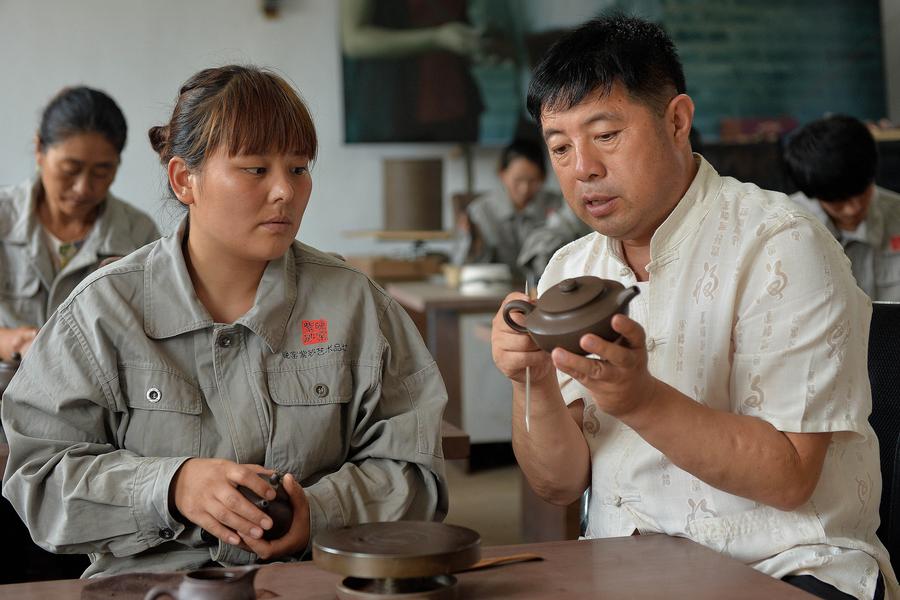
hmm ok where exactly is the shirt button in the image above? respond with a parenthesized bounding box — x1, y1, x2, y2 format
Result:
(146, 387, 161, 403)
(218, 335, 233, 348)
(619, 267, 631, 277)
(613, 495, 622, 507)
(159, 528, 174, 540)
(646, 338, 656, 352)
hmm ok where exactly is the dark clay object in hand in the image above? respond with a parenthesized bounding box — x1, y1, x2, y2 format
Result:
(238, 472, 293, 541)
(502, 276, 640, 355)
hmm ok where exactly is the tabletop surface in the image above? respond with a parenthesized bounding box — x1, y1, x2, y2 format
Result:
(385, 280, 510, 313)
(0, 534, 816, 599)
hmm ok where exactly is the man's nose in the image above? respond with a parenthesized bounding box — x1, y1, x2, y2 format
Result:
(574, 142, 606, 181)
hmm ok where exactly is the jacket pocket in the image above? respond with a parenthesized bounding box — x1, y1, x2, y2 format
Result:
(876, 252, 900, 298)
(266, 365, 354, 476)
(118, 365, 201, 456)
(685, 504, 826, 563)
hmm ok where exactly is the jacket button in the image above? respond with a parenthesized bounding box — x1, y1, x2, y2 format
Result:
(159, 528, 174, 540)
(146, 387, 161, 403)
(218, 335, 233, 348)
(314, 384, 329, 398)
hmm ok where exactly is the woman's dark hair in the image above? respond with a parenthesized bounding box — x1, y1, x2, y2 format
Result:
(499, 138, 546, 177)
(37, 86, 127, 153)
(782, 115, 878, 202)
(527, 14, 686, 125)
(149, 65, 318, 193)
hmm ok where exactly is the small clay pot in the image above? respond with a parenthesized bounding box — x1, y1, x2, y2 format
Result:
(238, 472, 293, 541)
(144, 565, 259, 600)
(502, 276, 640, 355)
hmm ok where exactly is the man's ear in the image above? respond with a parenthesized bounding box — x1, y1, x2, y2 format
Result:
(667, 93, 695, 148)
(168, 157, 195, 206)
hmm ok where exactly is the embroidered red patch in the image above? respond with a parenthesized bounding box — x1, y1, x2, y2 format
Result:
(891, 235, 900, 252)
(302, 320, 328, 345)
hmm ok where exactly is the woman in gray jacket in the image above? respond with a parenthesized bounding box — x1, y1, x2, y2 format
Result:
(0, 87, 158, 362)
(1, 65, 448, 578)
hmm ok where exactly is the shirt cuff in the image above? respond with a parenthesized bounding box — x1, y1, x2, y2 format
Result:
(303, 479, 346, 554)
(132, 456, 192, 546)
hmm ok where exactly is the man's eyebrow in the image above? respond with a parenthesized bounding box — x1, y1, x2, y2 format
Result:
(542, 112, 623, 140)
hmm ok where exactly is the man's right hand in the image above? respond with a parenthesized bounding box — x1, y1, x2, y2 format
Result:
(492, 292, 555, 385)
(0, 327, 38, 362)
(169, 458, 278, 547)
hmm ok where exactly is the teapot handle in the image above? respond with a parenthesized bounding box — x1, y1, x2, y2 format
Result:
(502, 300, 533, 334)
(144, 586, 178, 600)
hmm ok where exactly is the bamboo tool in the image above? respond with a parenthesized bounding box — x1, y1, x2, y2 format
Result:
(524, 279, 536, 432)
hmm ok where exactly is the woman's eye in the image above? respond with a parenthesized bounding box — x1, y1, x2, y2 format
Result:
(597, 132, 619, 142)
(244, 167, 266, 175)
(292, 166, 309, 176)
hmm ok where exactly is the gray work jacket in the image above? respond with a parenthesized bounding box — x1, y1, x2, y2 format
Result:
(1, 218, 448, 576)
(790, 186, 900, 301)
(466, 188, 562, 279)
(0, 178, 159, 328)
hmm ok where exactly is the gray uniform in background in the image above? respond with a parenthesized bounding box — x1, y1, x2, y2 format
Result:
(790, 186, 900, 301)
(517, 202, 593, 281)
(0, 178, 159, 328)
(1, 218, 449, 576)
(466, 189, 562, 280)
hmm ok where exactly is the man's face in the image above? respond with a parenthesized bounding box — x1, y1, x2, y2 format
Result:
(819, 184, 874, 232)
(541, 83, 689, 246)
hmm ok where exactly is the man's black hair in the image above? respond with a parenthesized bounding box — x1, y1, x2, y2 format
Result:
(499, 138, 546, 176)
(783, 115, 878, 202)
(527, 14, 686, 125)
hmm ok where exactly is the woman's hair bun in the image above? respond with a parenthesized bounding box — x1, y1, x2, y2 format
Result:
(148, 125, 169, 158)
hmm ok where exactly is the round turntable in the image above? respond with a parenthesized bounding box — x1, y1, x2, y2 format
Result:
(312, 521, 481, 599)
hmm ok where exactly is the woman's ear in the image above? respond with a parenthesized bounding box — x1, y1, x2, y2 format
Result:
(168, 157, 195, 206)
(34, 134, 45, 169)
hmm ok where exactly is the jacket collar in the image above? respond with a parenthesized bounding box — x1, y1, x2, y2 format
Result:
(144, 216, 296, 352)
(7, 176, 137, 258)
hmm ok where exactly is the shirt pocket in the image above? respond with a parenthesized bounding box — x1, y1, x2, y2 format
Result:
(266, 365, 354, 476)
(876, 252, 900, 300)
(685, 504, 826, 563)
(0, 257, 42, 326)
(118, 366, 202, 457)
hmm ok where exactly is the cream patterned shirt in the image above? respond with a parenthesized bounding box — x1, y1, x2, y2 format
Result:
(541, 157, 897, 600)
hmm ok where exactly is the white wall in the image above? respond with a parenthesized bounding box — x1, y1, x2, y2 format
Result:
(0, 0, 510, 257)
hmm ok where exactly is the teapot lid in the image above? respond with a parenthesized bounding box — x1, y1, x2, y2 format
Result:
(540, 276, 613, 314)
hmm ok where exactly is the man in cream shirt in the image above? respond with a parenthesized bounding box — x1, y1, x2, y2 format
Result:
(491, 16, 895, 600)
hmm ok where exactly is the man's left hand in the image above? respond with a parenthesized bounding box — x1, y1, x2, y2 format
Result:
(551, 313, 658, 419)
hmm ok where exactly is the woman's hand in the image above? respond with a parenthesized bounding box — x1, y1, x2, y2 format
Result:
(238, 473, 310, 560)
(551, 314, 658, 419)
(0, 326, 38, 362)
(492, 292, 555, 385)
(169, 458, 277, 547)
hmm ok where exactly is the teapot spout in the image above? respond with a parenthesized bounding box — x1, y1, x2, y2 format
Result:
(616, 285, 641, 312)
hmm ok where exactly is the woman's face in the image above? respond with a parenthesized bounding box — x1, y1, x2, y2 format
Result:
(184, 147, 312, 264)
(35, 132, 120, 222)
(499, 157, 545, 210)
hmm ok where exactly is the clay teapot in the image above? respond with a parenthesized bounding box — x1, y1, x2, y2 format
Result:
(502, 276, 640, 355)
(144, 565, 259, 600)
(200, 472, 293, 544)
(239, 472, 293, 540)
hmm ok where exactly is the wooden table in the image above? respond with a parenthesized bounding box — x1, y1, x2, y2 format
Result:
(0, 534, 815, 599)
(385, 281, 508, 431)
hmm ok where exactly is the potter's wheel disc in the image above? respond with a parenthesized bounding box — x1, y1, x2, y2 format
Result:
(313, 521, 481, 579)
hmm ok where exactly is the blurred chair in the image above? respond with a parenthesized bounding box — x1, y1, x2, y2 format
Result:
(868, 301, 900, 569)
